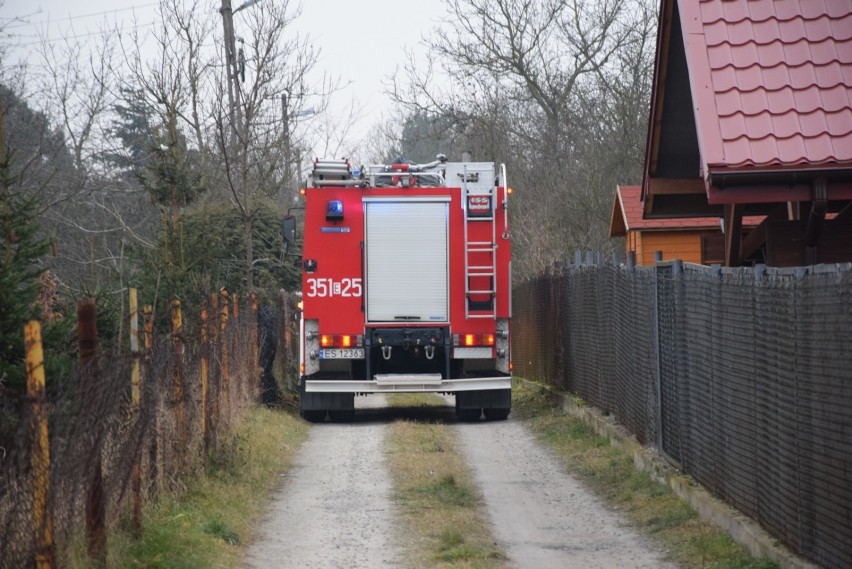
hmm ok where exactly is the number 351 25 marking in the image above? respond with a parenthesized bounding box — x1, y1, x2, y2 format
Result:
(306, 277, 362, 298)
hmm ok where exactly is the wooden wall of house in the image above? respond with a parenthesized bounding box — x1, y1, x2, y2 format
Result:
(766, 219, 852, 266)
(626, 230, 711, 266)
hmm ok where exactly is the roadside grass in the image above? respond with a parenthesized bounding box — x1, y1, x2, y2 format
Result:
(385, 393, 508, 569)
(513, 379, 777, 569)
(65, 405, 309, 569)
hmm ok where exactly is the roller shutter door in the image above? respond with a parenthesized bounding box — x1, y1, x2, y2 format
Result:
(365, 199, 449, 322)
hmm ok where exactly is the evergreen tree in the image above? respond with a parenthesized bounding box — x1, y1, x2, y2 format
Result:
(103, 87, 153, 174)
(0, 152, 52, 392)
(0, 93, 73, 437)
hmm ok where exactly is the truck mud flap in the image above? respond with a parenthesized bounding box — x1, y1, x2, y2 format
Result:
(456, 388, 511, 410)
(300, 380, 354, 411)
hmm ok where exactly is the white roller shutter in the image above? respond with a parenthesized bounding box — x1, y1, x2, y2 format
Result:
(365, 199, 449, 322)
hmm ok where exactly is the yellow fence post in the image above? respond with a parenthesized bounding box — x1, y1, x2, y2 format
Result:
(219, 289, 230, 420)
(200, 300, 209, 452)
(170, 298, 185, 464)
(129, 289, 142, 536)
(25, 321, 54, 569)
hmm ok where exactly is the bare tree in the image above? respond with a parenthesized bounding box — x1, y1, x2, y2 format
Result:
(389, 0, 656, 278)
(214, 0, 319, 289)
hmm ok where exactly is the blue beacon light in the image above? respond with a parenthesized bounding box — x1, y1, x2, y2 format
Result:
(326, 199, 344, 221)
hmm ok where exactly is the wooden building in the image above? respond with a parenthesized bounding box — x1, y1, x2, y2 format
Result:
(610, 185, 764, 266)
(628, 0, 852, 267)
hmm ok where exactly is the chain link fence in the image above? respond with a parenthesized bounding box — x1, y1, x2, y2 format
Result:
(0, 291, 287, 568)
(513, 259, 852, 569)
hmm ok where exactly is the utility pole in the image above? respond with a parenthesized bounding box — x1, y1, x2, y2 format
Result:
(219, 0, 242, 143)
(220, 0, 257, 289)
(282, 93, 291, 200)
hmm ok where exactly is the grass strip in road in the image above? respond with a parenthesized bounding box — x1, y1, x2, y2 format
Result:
(66, 406, 309, 569)
(385, 393, 508, 569)
(513, 379, 777, 569)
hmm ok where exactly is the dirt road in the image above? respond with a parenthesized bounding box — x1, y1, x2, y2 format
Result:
(242, 395, 404, 569)
(243, 397, 675, 568)
(456, 418, 676, 569)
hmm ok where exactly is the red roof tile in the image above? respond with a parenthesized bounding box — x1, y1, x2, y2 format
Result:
(681, 0, 852, 172)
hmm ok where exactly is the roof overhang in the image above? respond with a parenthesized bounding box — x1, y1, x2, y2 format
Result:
(707, 166, 852, 204)
(609, 190, 628, 238)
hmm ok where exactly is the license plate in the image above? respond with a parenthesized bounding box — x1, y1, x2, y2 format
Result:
(320, 348, 365, 359)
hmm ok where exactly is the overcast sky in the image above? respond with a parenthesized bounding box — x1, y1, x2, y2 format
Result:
(1, 0, 450, 154)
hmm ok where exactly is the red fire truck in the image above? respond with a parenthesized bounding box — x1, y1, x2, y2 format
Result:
(291, 155, 512, 422)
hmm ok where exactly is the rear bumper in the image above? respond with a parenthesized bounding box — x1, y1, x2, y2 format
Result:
(304, 374, 511, 393)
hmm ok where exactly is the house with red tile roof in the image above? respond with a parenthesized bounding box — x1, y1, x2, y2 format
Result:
(637, 0, 852, 266)
(609, 185, 763, 265)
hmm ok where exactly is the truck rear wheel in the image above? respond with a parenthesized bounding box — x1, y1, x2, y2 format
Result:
(328, 409, 355, 422)
(483, 408, 510, 421)
(456, 408, 481, 422)
(301, 410, 327, 423)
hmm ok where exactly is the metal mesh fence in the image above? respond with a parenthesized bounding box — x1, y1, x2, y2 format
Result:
(0, 293, 282, 568)
(513, 260, 852, 569)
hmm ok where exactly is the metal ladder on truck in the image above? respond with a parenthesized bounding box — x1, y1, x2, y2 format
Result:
(462, 164, 498, 320)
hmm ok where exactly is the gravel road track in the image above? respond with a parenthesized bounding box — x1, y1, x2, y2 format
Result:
(244, 396, 676, 569)
(242, 395, 404, 569)
(455, 415, 677, 569)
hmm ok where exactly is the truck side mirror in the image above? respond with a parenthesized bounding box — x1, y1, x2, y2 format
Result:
(282, 215, 297, 248)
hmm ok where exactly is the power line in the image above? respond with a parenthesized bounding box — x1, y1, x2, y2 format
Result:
(16, 21, 158, 47)
(2, 2, 159, 30)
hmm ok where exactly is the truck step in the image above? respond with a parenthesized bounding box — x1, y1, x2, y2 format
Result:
(375, 373, 443, 386)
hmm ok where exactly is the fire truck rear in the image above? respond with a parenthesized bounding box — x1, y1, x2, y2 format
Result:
(295, 155, 512, 422)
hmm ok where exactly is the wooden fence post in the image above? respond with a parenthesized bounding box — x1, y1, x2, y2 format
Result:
(210, 292, 220, 437)
(170, 299, 185, 464)
(142, 305, 158, 494)
(220, 289, 230, 420)
(129, 289, 142, 536)
(25, 321, 54, 569)
(232, 293, 240, 398)
(78, 299, 105, 566)
(200, 301, 209, 451)
(142, 305, 153, 356)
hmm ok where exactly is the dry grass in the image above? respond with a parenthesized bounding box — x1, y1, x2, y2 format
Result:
(513, 380, 777, 569)
(385, 394, 508, 569)
(64, 405, 309, 569)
